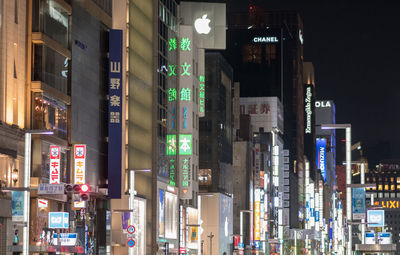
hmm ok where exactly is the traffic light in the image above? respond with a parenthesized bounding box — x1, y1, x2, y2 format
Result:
(64, 184, 90, 201)
(79, 184, 90, 201)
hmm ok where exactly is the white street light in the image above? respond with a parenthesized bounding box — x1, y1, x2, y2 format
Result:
(128, 169, 150, 255)
(321, 124, 351, 255)
(23, 130, 53, 255)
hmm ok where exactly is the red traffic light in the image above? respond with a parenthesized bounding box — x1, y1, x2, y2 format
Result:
(80, 184, 90, 193)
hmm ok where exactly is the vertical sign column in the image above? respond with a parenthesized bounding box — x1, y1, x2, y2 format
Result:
(74, 144, 86, 184)
(178, 26, 195, 200)
(108, 29, 123, 199)
(49, 145, 61, 184)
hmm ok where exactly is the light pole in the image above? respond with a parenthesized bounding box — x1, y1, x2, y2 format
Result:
(321, 124, 351, 255)
(23, 130, 53, 255)
(128, 169, 150, 255)
(240, 209, 252, 253)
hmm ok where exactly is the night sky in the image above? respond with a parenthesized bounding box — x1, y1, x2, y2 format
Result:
(227, 0, 400, 166)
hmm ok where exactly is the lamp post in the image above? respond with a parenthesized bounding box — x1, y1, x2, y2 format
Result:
(128, 169, 150, 255)
(240, 209, 252, 253)
(321, 124, 351, 255)
(23, 130, 53, 255)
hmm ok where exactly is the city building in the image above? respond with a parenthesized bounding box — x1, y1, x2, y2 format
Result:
(0, 0, 27, 252)
(366, 160, 400, 253)
(225, 9, 306, 232)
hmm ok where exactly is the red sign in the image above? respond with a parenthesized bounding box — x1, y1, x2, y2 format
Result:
(49, 146, 61, 184)
(127, 225, 136, 234)
(127, 239, 135, 247)
(179, 247, 187, 254)
(234, 236, 240, 249)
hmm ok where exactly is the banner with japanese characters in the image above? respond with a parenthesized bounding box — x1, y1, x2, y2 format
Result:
(49, 145, 61, 184)
(108, 29, 123, 198)
(178, 26, 196, 199)
(73, 144, 86, 184)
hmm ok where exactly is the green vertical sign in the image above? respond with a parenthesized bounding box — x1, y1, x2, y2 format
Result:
(179, 134, 192, 155)
(166, 134, 177, 155)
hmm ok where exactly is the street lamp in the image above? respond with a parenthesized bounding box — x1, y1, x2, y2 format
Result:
(12, 169, 19, 186)
(128, 169, 150, 255)
(321, 124, 351, 255)
(240, 209, 252, 253)
(23, 130, 53, 255)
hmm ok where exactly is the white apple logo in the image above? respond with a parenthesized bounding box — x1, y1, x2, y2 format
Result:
(194, 14, 211, 34)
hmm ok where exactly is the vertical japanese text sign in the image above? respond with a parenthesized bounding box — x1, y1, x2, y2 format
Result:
(108, 29, 123, 198)
(50, 145, 61, 184)
(74, 144, 86, 184)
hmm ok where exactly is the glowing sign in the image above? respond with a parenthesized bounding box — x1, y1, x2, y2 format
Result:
(38, 199, 48, 208)
(316, 138, 327, 181)
(367, 210, 384, 227)
(49, 212, 69, 229)
(49, 145, 61, 184)
(166, 135, 177, 155)
(315, 101, 331, 108)
(169, 159, 176, 186)
(255, 189, 261, 241)
(179, 134, 192, 155)
(199, 75, 205, 117)
(252, 36, 279, 43)
(194, 14, 211, 34)
(74, 144, 86, 184)
(168, 88, 177, 102)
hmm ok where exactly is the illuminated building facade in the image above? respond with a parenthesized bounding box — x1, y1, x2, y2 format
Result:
(0, 0, 27, 251)
(366, 161, 400, 253)
(225, 9, 305, 232)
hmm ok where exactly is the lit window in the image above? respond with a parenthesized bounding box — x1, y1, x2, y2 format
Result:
(391, 185, 395, 191)
(372, 186, 376, 190)
(385, 184, 389, 190)
(378, 185, 383, 190)
(397, 185, 400, 190)
(397, 177, 400, 183)
(391, 177, 394, 182)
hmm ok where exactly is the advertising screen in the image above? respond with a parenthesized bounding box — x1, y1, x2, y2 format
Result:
(316, 138, 327, 181)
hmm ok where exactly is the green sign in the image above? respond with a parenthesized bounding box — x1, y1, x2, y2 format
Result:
(169, 159, 176, 186)
(179, 134, 192, 155)
(166, 134, 177, 155)
(199, 75, 205, 115)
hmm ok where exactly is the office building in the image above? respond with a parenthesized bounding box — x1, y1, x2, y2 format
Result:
(225, 9, 305, 235)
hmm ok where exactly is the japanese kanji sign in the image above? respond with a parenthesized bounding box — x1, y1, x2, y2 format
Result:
(74, 144, 86, 184)
(180, 157, 192, 199)
(169, 159, 176, 186)
(166, 134, 177, 155)
(49, 145, 61, 184)
(108, 29, 123, 199)
(179, 134, 192, 155)
(199, 75, 205, 117)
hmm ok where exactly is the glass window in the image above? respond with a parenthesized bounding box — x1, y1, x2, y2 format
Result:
(378, 185, 383, 190)
(242, 45, 262, 64)
(33, 0, 70, 48)
(385, 184, 389, 190)
(33, 93, 67, 139)
(33, 44, 69, 94)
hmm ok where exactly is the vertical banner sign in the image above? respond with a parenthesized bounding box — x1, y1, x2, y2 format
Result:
(108, 29, 123, 199)
(254, 189, 261, 241)
(49, 145, 61, 184)
(199, 75, 205, 117)
(316, 138, 327, 181)
(74, 144, 86, 184)
(159, 189, 165, 237)
(11, 191, 24, 221)
(352, 188, 366, 220)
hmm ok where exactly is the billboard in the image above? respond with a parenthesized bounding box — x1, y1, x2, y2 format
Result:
(108, 29, 123, 198)
(367, 210, 385, 227)
(49, 145, 61, 184)
(11, 191, 24, 222)
(316, 138, 327, 181)
(352, 188, 366, 220)
(49, 212, 69, 229)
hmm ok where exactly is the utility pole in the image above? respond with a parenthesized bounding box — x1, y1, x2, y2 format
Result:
(207, 232, 214, 255)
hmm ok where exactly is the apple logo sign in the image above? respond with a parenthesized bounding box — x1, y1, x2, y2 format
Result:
(194, 14, 211, 34)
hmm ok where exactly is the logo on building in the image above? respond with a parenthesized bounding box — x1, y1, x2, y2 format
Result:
(194, 14, 211, 34)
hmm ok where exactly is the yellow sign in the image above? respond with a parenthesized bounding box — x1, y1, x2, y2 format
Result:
(374, 200, 400, 209)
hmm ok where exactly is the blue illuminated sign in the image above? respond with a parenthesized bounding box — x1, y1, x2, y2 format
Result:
(316, 138, 327, 181)
(108, 29, 123, 199)
(367, 210, 384, 227)
(315, 211, 320, 222)
(49, 212, 69, 229)
(352, 188, 366, 219)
